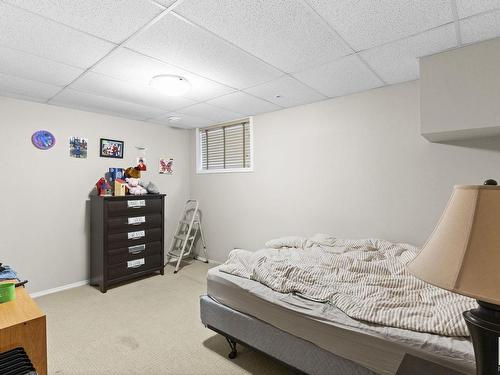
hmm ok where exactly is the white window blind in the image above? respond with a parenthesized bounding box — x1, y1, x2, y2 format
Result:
(199, 120, 251, 172)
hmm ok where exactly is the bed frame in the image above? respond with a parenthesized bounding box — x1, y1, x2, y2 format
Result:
(200, 295, 467, 375)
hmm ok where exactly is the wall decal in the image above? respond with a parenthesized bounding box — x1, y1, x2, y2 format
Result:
(135, 146, 147, 171)
(159, 158, 174, 174)
(100, 138, 124, 158)
(69, 137, 88, 158)
(136, 157, 147, 171)
(32, 130, 55, 150)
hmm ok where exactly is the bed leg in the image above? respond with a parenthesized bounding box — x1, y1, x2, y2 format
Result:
(225, 336, 238, 359)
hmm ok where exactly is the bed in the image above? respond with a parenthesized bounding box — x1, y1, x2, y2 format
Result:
(199, 235, 476, 375)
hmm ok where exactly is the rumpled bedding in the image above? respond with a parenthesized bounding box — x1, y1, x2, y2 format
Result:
(220, 234, 477, 337)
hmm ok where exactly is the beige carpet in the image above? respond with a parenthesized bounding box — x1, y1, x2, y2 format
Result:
(36, 261, 294, 375)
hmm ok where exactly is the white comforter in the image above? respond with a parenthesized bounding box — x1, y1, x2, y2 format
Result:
(219, 234, 477, 337)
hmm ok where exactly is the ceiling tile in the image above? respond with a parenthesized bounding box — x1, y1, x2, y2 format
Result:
(4, 0, 163, 44)
(206, 91, 281, 115)
(179, 103, 241, 123)
(93, 48, 235, 101)
(70, 72, 195, 111)
(245, 75, 326, 107)
(0, 45, 84, 86)
(456, 0, 500, 18)
(150, 112, 213, 129)
(50, 89, 166, 120)
(305, 0, 453, 51)
(460, 10, 500, 44)
(293, 55, 383, 97)
(0, 2, 115, 69)
(0, 72, 61, 102)
(361, 24, 457, 84)
(174, 0, 350, 73)
(125, 13, 283, 89)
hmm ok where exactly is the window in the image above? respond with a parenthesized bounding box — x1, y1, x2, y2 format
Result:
(196, 119, 253, 174)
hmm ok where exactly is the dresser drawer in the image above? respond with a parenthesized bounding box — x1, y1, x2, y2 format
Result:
(107, 253, 163, 280)
(108, 241, 162, 265)
(106, 198, 163, 217)
(107, 227, 162, 250)
(107, 214, 162, 234)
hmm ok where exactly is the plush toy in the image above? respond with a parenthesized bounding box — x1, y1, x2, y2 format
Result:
(139, 180, 160, 194)
(125, 178, 147, 195)
(125, 167, 141, 179)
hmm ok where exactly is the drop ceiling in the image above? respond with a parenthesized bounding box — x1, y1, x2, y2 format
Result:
(0, 0, 499, 128)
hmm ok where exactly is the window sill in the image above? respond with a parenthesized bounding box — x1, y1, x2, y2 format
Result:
(196, 167, 254, 175)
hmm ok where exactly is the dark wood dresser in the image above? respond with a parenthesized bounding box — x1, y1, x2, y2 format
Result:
(90, 194, 165, 293)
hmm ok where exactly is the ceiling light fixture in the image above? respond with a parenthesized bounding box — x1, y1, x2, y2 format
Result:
(167, 116, 181, 122)
(150, 75, 191, 96)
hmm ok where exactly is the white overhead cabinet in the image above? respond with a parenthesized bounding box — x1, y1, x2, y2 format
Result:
(420, 37, 500, 142)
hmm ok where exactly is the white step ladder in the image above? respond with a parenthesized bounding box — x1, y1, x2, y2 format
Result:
(165, 200, 208, 273)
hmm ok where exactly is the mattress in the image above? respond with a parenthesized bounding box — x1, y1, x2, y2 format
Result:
(207, 266, 475, 375)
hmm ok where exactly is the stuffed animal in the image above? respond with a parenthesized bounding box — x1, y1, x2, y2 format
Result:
(125, 178, 147, 195)
(139, 180, 160, 194)
(125, 167, 141, 179)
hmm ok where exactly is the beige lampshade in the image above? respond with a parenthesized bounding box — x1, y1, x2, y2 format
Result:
(407, 185, 500, 305)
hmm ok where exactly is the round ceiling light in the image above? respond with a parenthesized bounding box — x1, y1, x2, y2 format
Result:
(167, 116, 181, 122)
(150, 75, 191, 96)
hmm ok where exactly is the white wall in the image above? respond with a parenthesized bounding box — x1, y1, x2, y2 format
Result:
(4, 80, 500, 292)
(0, 97, 190, 293)
(190, 81, 500, 262)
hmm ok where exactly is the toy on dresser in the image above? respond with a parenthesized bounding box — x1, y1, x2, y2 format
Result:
(114, 179, 127, 196)
(95, 177, 112, 196)
(123, 167, 146, 195)
(125, 178, 147, 195)
(93, 165, 160, 197)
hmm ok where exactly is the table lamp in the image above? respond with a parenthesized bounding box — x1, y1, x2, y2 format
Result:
(407, 181, 500, 375)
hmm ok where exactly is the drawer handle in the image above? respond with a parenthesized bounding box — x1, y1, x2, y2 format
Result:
(128, 244, 145, 254)
(128, 216, 146, 225)
(129, 263, 143, 269)
(128, 230, 145, 240)
(127, 258, 145, 268)
(127, 200, 146, 208)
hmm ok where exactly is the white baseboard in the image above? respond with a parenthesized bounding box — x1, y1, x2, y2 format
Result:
(30, 259, 220, 298)
(30, 279, 89, 299)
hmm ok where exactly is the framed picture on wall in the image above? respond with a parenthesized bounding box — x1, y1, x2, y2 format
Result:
(69, 137, 88, 158)
(100, 138, 124, 158)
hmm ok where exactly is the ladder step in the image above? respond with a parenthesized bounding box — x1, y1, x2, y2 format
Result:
(167, 249, 189, 259)
(180, 220, 197, 225)
(174, 234, 195, 241)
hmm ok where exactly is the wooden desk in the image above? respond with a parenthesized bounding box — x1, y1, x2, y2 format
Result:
(0, 282, 47, 375)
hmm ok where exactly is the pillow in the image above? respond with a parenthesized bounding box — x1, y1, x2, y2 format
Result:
(265, 236, 308, 249)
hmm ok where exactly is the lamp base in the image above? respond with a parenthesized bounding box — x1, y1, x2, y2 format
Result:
(463, 301, 500, 375)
